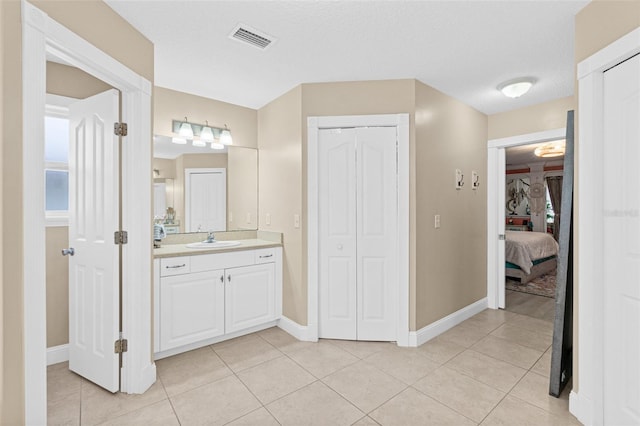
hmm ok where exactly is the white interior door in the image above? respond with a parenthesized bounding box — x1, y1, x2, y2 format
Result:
(319, 128, 358, 340)
(68, 89, 120, 393)
(185, 169, 226, 232)
(356, 127, 397, 341)
(318, 127, 397, 341)
(603, 53, 640, 426)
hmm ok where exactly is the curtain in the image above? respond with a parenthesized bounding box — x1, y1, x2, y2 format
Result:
(546, 176, 563, 241)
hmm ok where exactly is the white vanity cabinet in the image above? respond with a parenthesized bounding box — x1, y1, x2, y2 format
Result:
(160, 269, 225, 351)
(154, 245, 281, 357)
(225, 263, 275, 333)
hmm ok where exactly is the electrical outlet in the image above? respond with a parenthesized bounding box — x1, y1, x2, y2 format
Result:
(294, 214, 300, 228)
(266, 213, 271, 226)
(435, 214, 441, 229)
(246, 212, 251, 224)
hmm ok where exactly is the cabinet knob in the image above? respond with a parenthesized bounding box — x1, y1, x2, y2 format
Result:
(220, 275, 224, 283)
(228, 275, 231, 282)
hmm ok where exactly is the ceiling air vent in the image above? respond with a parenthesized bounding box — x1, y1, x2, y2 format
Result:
(229, 24, 276, 50)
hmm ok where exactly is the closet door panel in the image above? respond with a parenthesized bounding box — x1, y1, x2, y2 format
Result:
(356, 127, 398, 341)
(319, 129, 357, 340)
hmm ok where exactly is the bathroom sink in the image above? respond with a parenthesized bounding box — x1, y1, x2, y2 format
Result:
(185, 240, 242, 249)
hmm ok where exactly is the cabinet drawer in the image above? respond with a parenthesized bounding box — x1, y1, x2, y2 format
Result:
(160, 257, 191, 276)
(255, 248, 277, 264)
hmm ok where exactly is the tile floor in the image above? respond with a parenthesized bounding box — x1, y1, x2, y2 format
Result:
(48, 296, 579, 425)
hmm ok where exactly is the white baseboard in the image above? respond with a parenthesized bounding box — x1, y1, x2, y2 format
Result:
(569, 390, 592, 426)
(278, 316, 316, 342)
(47, 344, 69, 366)
(408, 298, 488, 347)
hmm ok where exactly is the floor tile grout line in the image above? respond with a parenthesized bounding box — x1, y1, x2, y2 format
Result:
(155, 374, 182, 426)
(408, 384, 482, 425)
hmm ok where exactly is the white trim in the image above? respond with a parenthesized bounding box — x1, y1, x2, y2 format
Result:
(45, 211, 69, 227)
(46, 344, 69, 366)
(277, 316, 315, 342)
(574, 26, 640, 426)
(22, 1, 153, 421)
(408, 298, 488, 347)
(486, 128, 565, 310)
(569, 391, 592, 426)
(307, 114, 410, 346)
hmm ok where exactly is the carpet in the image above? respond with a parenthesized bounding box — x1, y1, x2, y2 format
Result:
(506, 269, 557, 298)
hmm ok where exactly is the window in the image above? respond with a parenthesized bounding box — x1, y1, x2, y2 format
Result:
(45, 111, 70, 226)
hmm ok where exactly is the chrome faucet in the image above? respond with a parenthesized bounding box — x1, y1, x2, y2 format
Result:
(206, 231, 216, 243)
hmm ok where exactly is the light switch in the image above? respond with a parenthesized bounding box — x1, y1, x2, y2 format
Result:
(266, 213, 271, 226)
(294, 214, 300, 228)
(435, 214, 441, 229)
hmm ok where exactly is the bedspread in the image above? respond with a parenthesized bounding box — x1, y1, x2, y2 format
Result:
(505, 231, 559, 274)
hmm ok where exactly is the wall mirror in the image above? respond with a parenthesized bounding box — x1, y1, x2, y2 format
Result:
(506, 176, 530, 216)
(153, 135, 258, 234)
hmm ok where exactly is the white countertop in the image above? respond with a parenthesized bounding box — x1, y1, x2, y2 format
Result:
(154, 239, 281, 259)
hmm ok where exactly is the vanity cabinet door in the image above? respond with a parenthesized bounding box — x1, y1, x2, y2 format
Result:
(160, 270, 225, 351)
(225, 263, 275, 334)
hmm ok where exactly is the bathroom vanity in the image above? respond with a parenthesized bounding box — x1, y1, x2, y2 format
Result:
(153, 237, 282, 359)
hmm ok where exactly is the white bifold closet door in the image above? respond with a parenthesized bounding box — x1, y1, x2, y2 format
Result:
(319, 126, 397, 341)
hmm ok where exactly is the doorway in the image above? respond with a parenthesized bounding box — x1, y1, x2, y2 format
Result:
(22, 3, 153, 422)
(487, 128, 565, 310)
(307, 114, 410, 346)
(184, 168, 226, 232)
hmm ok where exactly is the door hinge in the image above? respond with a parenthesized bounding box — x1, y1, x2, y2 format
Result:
(498, 234, 506, 240)
(114, 338, 128, 354)
(114, 230, 128, 245)
(114, 122, 128, 136)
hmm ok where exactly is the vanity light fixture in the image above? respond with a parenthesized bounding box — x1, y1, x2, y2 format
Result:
(171, 137, 187, 145)
(178, 117, 194, 139)
(211, 142, 225, 150)
(200, 121, 215, 143)
(171, 119, 233, 148)
(220, 124, 233, 145)
(497, 77, 535, 98)
(534, 140, 566, 158)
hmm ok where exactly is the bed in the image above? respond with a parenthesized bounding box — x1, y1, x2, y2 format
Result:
(505, 231, 559, 284)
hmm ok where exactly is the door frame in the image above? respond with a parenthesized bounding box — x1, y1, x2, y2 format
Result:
(184, 168, 227, 232)
(487, 128, 565, 310)
(307, 114, 410, 346)
(22, 1, 154, 423)
(571, 27, 640, 426)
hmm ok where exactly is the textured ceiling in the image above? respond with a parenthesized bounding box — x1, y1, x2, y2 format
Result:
(105, 0, 588, 114)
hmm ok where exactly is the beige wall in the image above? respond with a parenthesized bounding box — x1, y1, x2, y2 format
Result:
(47, 62, 112, 99)
(488, 96, 575, 140)
(1, 1, 153, 422)
(414, 81, 488, 329)
(228, 147, 258, 230)
(46, 228, 70, 347)
(154, 86, 257, 149)
(572, 0, 640, 395)
(153, 158, 176, 179)
(258, 86, 304, 323)
(0, 0, 4, 415)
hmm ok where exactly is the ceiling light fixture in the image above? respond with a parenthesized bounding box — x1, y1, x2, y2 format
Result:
(497, 77, 535, 98)
(534, 140, 566, 158)
(178, 117, 194, 139)
(171, 137, 187, 145)
(192, 139, 206, 147)
(211, 142, 225, 150)
(220, 125, 233, 145)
